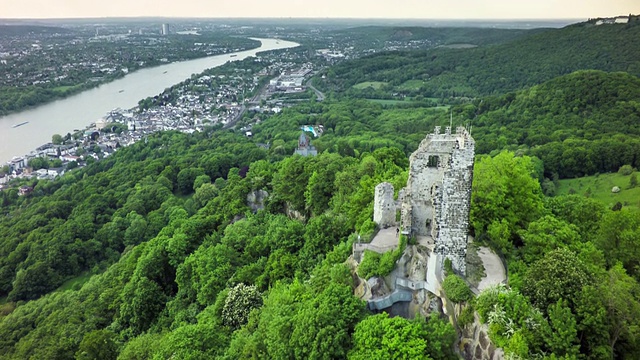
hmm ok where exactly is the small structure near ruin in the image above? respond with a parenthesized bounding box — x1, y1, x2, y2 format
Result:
(374, 125, 475, 275)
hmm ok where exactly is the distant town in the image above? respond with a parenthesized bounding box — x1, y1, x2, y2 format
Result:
(0, 18, 518, 192)
(0, 44, 324, 192)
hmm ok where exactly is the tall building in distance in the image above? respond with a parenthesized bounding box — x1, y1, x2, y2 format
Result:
(161, 23, 170, 36)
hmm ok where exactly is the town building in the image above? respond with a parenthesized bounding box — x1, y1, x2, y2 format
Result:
(294, 131, 318, 157)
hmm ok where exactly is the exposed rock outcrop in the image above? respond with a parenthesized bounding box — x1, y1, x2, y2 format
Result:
(460, 314, 504, 360)
(246, 189, 269, 212)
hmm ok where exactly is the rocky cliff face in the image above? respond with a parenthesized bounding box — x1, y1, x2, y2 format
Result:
(351, 242, 504, 360)
(460, 314, 504, 360)
(246, 189, 269, 212)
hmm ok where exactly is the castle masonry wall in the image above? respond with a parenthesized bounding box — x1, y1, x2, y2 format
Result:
(373, 182, 396, 228)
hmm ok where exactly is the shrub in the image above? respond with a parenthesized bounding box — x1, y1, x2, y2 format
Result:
(357, 250, 381, 280)
(458, 304, 475, 328)
(357, 236, 407, 279)
(444, 258, 453, 275)
(442, 274, 473, 303)
(357, 218, 378, 241)
(618, 164, 634, 175)
(221, 283, 263, 329)
(629, 173, 638, 189)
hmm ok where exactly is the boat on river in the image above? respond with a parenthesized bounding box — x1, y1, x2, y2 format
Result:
(12, 121, 28, 128)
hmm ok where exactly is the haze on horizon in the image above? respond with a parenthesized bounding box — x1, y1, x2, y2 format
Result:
(2, 0, 639, 20)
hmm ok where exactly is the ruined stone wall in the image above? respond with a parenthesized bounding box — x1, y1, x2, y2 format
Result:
(374, 126, 474, 274)
(406, 134, 453, 237)
(373, 182, 396, 228)
(435, 137, 475, 274)
(400, 196, 412, 235)
(405, 126, 475, 274)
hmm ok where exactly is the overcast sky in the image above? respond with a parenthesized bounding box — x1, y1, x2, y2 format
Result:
(2, 0, 639, 19)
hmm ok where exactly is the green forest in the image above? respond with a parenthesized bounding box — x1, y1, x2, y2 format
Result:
(317, 19, 640, 100)
(326, 26, 541, 50)
(2, 19, 640, 360)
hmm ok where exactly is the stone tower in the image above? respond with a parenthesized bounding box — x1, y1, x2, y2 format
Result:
(373, 182, 395, 228)
(401, 126, 475, 274)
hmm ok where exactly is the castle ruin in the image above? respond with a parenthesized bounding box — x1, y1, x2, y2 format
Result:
(375, 126, 475, 274)
(373, 182, 396, 228)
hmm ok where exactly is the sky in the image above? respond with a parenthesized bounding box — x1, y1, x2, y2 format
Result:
(2, 0, 639, 19)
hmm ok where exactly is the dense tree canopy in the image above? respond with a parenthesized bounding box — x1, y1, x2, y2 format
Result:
(2, 18, 640, 360)
(318, 21, 640, 99)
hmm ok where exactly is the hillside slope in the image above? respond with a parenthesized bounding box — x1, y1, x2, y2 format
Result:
(329, 25, 542, 49)
(318, 20, 640, 98)
(446, 70, 640, 178)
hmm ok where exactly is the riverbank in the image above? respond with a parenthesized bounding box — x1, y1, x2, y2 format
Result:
(0, 39, 262, 118)
(1, 38, 309, 187)
(0, 38, 300, 164)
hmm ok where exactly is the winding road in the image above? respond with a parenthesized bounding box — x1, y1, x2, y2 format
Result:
(307, 81, 325, 101)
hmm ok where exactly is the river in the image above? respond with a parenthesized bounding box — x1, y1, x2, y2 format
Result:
(0, 38, 299, 164)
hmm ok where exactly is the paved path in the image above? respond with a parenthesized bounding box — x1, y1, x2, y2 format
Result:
(477, 246, 507, 291)
(353, 227, 399, 261)
(372, 227, 400, 248)
(354, 227, 400, 253)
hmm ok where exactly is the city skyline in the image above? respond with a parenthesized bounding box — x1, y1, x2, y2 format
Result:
(2, 0, 639, 20)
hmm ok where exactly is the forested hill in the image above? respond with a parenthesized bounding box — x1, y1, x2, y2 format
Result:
(469, 70, 640, 178)
(1, 93, 640, 358)
(317, 20, 640, 98)
(473, 70, 640, 145)
(330, 26, 541, 48)
(0, 113, 442, 359)
(2, 20, 640, 359)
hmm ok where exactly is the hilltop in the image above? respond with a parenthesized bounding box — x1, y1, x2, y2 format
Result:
(329, 25, 542, 49)
(411, 70, 640, 179)
(317, 19, 640, 99)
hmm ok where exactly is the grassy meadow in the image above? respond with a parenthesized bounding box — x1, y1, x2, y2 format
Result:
(557, 171, 640, 209)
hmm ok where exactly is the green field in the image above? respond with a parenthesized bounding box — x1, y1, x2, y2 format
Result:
(56, 272, 93, 292)
(52, 84, 82, 93)
(352, 81, 387, 90)
(365, 98, 450, 110)
(366, 99, 409, 105)
(557, 172, 640, 209)
(397, 79, 425, 90)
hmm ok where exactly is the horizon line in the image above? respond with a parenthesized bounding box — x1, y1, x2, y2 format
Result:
(0, 16, 592, 21)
